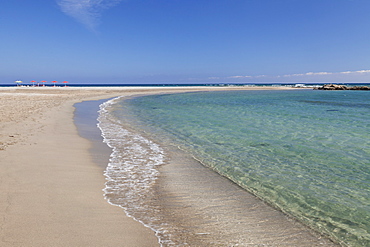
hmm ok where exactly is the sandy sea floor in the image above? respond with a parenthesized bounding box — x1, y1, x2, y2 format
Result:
(0, 86, 337, 246)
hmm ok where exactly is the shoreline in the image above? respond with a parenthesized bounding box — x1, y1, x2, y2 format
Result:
(96, 91, 339, 246)
(0, 87, 162, 246)
(0, 86, 332, 246)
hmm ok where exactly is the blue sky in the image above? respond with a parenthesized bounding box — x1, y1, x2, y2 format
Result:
(1, 0, 370, 84)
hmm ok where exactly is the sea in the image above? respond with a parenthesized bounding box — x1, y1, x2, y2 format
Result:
(76, 88, 369, 247)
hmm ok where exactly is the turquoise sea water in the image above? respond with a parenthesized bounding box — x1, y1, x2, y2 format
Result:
(105, 90, 370, 246)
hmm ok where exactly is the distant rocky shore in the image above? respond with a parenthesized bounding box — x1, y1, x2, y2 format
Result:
(315, 84, 370, 90)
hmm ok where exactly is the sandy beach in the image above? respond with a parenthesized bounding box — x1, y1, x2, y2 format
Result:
(0, 86, 297, 246)
(0, 86, 336, 247)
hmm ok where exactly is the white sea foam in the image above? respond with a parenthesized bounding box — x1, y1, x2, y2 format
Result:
(94, 92, 350, 246)
(98, 97, 176, 246)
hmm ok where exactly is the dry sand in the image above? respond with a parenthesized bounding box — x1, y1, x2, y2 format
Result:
(0, 86, 293, 247)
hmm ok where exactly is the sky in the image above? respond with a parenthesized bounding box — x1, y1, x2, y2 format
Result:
(1, 0, 370, 84)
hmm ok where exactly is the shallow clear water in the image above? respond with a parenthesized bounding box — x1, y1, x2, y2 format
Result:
(106, 90, 370, 246)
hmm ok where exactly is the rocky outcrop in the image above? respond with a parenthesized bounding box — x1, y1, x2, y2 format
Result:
(349, 85, 370, 90)
(315, 84, 370, 90)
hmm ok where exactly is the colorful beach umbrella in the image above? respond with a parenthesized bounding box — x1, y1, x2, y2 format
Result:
(63, 81, 68, 87)
(40, 80, 47, 86)
(52, 80, 57, 87)
(30, 80, 36, 86)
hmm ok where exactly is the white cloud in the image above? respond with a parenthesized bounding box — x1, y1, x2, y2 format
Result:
(57, 0, 122, 31)
(305, 72, 332, 76)
(290, 69, 370, 77)
(284, 71, 332, 77)
(208, 69, 370, 82)
(357, 69, 370, 73)
(339, 69, 370, 74)
(227, 75, 253, 79)
(283, 73, 304, 77)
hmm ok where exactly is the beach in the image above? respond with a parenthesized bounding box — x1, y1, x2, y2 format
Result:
(0, 86, 339, 246)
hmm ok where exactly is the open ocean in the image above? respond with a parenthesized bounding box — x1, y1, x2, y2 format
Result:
(97, 89, 369, 246)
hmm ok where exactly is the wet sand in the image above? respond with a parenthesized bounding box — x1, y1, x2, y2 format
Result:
(0, 86, 336, 246)
(152, 144, 339, 246)
(0, 87, 161, 246)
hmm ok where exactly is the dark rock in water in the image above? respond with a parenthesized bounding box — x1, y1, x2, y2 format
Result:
(315, 84, 370, 90)
(350, 86, 370, 90)
(315, 84, 348, 90)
